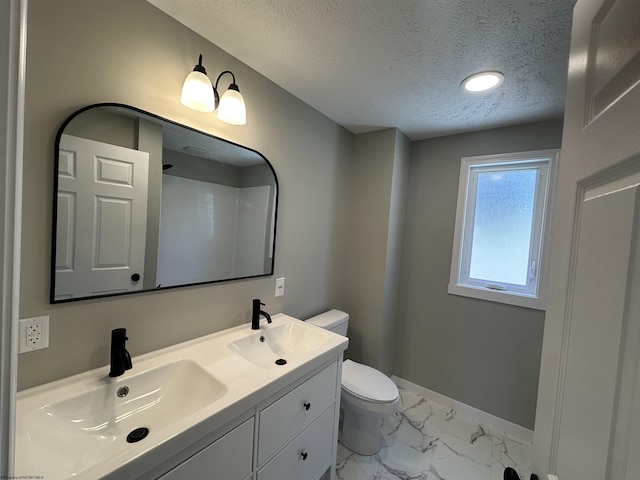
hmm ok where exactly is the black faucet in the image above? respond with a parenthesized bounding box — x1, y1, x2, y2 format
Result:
(251, 298, 272, 330)
(109, 328, 132, 377)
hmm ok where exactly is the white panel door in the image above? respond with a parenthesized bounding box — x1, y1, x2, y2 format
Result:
(533, 0, 640, 478)
(55, 134, 149, 300)
(556, 183, 640, 479)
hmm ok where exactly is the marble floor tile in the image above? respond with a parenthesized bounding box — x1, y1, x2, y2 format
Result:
(335, 388, 531, 480)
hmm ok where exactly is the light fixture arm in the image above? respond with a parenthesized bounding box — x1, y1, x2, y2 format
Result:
(213, 70, 239, 108)
(193, 54, 207, 75)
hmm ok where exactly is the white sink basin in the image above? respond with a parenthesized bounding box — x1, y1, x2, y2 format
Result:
(23, 359, 226, 478)
(228, 321, 333, 368)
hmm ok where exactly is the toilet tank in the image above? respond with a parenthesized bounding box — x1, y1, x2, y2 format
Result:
(305, 310, 349, 336)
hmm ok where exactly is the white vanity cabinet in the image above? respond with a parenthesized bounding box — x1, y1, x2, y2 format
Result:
(158, 417, 254, 480)
(258, 362, 338, 464)
(154, 360, 341, 480)
(257, 361, 340, 480)
(258, 407, 335, 480)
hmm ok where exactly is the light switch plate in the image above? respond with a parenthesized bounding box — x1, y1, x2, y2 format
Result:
(275, 277, 285, 297)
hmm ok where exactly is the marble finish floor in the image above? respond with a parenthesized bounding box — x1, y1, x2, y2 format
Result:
(336, 388, 531, 480)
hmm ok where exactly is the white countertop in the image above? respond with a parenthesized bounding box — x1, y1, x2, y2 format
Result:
(14, 314, 348, 480)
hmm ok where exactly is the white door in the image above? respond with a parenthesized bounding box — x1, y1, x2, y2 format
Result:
(532, 0, 640, 478)
(55, 134, 149, 300)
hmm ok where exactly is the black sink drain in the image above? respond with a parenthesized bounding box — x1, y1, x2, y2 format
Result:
(275, 358, 287, 365)
(127, 427, 149, 443)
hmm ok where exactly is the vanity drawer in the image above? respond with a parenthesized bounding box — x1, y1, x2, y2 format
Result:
(258, 406, 334, 480)
(158, 417, 254, 480)
(258, 362, 338, 464)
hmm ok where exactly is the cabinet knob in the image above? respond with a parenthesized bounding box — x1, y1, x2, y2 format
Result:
(301, 452, 308, 461)
(303, 402, 311, 411)
(131, 273, 140, 282)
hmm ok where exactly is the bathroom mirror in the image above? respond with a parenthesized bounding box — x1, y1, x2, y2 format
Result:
(51, 103, 278, 303)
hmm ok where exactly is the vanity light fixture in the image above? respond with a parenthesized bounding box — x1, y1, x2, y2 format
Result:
(214, 71, 246, 125)
(181, 54, 247, 125)
(181, 54, 216, 112)
(461, 71, 504, 93)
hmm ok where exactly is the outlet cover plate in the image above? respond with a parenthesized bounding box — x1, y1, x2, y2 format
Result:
(19, 315, 49, 353)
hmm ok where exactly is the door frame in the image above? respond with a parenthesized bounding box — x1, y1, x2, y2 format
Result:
(0, 0, 26, 475)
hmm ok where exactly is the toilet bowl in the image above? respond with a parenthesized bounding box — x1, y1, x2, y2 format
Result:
(305, 310, 401, 455)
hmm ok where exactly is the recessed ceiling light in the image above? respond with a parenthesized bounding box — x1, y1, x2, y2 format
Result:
(461, 71, 504, 93)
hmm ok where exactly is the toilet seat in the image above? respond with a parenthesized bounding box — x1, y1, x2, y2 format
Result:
(341, 359, 399, 403)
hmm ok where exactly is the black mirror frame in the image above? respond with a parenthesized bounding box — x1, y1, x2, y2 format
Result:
(50, 103, 278, 303)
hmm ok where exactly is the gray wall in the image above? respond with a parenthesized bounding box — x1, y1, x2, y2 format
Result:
(136, 119, 164, 290)
(395, 119, 564, 429)
(19, 0, 561, 432)
(344, 129, 410, 375)
(380, 131, 411, 374)
(19, 0, 353, 390)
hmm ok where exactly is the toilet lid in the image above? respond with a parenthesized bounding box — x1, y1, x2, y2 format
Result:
(341, 359, 399, 403)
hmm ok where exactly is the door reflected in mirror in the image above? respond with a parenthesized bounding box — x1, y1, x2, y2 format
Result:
(51, 104, 278, 303)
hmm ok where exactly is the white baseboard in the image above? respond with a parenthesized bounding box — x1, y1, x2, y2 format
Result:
(391, 375, 534, 444)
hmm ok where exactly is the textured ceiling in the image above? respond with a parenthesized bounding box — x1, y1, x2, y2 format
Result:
(148, 0, 575, 141)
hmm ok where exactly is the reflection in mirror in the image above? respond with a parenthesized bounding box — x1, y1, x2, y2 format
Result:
(51, 104, 278, 303)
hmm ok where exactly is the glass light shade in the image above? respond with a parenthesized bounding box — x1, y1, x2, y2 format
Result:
(181, 71, 215, 112)
(462, 71, 504, 92)
(217, 89, 246, 125)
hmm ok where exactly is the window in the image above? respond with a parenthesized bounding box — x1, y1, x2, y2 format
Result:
(449, 150, 558, 310)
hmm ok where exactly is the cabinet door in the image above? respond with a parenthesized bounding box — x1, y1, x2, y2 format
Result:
(258, 362, 337, 464)
(258, 406, 334, 480)
(158, 418, 254, 480)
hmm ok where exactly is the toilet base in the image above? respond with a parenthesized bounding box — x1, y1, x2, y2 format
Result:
(339, 406, 383, 456)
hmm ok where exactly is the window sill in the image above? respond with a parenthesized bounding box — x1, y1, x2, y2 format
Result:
(447, 283, 546, 311)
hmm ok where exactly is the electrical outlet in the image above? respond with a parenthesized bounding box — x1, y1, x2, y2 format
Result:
(26, 323, 42, 346)
(19, 315, 49, 353)
(275, 277, 285, 297)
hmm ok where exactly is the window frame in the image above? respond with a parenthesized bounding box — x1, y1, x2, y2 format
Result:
(448, 149, 559, 310)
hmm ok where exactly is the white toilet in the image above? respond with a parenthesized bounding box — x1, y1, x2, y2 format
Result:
(306, 309, 401, 455)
